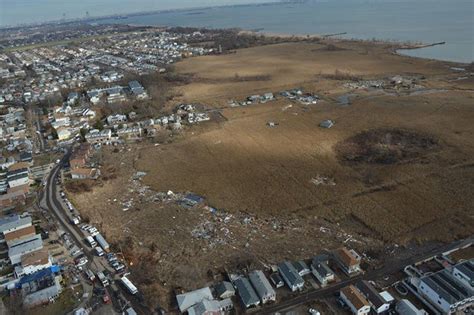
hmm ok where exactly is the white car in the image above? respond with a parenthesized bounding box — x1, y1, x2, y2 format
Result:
(88, 227, 98, 234)
(76, 258, 88, 267)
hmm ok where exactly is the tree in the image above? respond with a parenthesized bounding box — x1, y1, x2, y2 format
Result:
(93, 120, 104, 130)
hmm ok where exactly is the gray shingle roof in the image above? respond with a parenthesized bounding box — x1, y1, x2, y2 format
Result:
(249, 270, 275, 301)
(234, 277, 260, 307)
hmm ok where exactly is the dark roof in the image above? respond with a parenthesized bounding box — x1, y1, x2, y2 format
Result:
(312, 254, 329, 264)
(270, 273, 283, 285)
(311, 261, 334, 278)
(454, 260, 474, 282)
(234, 277, 260, 307)
(278, 261, 304, 287)
(19, 152, 32, 162)
(215, 281, 235, 297)
(421, 269, 470, 305)
(293, 260, 309, 273)
(355, 280, 386, 309)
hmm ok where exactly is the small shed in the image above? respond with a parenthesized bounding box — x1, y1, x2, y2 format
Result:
(319, 119, 334, 129)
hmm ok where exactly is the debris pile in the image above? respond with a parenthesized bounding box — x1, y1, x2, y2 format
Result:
(310, 175, 336, 186)
(280, 88, 319, 105)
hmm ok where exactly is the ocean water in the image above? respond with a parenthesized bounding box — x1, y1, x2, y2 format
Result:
(96, 0, 473, 64)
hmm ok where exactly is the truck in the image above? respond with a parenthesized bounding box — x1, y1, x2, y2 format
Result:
(120, 276, 138, 295)
(95, 246, 105, 257)
(97, 271, 109, 287)
(85, 236, 97, 247)
(95, 233, 110, 252)
(85, 269, 96, 282)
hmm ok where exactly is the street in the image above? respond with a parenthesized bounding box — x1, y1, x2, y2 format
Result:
(39, 149, 150, 314)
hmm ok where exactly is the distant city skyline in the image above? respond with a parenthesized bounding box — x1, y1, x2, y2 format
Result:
(0, 0, 270, 27)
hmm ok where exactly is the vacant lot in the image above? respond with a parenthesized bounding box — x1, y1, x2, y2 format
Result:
(69, 39, 474, 309)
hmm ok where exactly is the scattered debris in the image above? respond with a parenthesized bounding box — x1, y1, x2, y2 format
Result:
(319, 120, 335, 129)
(310, 175, 336, 186)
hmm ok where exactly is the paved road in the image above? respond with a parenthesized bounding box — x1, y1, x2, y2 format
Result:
(256, 237, 473, 314)
(40, 149, 151, 314)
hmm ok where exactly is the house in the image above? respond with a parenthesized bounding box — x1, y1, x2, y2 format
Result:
(379, 290, 395, 307)
(319, 119, 334, 129)
(106, 86, 126, 103)
(7, 163, 29, 188)
(234, 276, 260, 309)
(270, 273, 284, 288)
(293, 260, 311, 276)
(21, 267, 62, 307)
(71, 168, 98, 180)
(85, 129, 112, 144)
(82, 108, 96, 119)
(0, 214, 32, 237)
(176, 287, 214, 313)
(418, 269, 473, 314)
(215, 281, 235, 299)
(249, 270, 276, 304)
(56, 127, 72, 141)
(262, 93, 274, 101)
(128, 81, 147, 99)
(0, 186, 28, 207)
(106, 114, 127, 126)
(395, 299, 427, 315)
(334, 247, 362, 276)
(8, 234, 43, 265)
(452, 259, 473, 290)
(19, 152, 32, 163)
(116, 127, 142, 140)
(4, 225, 36, 247)
(15, 249, 52, 278)
(187, 298, 233, 315)
(355, 280, 390, 314)
(278, 261, 304, 292)
(311, 259, 335, 287)
(340, 285, 371, 315)
(67, 92, 79, 105)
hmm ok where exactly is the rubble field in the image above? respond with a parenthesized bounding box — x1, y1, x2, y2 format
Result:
(68, 40, 474, 309)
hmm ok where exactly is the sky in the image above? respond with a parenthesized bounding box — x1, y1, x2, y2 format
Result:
(0, 0, 268, 26)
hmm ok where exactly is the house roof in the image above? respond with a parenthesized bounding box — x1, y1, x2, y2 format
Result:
(7, 162, 29, 172)
(215, 281, 235, 297)
(8, 235, 43, 258)
(249, 270, 275, 300)
(176, 287, 213, 312)
(311, 261, 334, 278)
(341, 285, 369, 310)
(0, 214, 31, 233)
(454, 260, 474, 283)
(421, 269, 471, 305)
(234, 277, 260, 307)
(278, 261, 304, 287)
(4, 225, 36, 242)
(21, 249, 50, 267)
(355, 280, 386, 309)
(71, 168, 95, 176)
(335, 247, 359, 267)
(188, 298, 232, 315)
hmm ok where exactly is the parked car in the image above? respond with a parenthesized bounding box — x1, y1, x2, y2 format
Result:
(76, 257, 88, 267)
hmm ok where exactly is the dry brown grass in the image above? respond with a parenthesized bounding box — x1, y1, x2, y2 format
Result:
(67, 40, 474, 309)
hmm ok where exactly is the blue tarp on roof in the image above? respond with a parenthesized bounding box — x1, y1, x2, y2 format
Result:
(16, 265, 60, 288)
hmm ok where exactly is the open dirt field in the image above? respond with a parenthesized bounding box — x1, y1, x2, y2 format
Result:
(68, 39, 474, 309)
